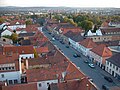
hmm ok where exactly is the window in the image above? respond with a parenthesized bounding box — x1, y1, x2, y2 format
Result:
(47, 82, 49, 86)
(39, 83, 42, 87)
(12, 67, 15, 70)
(110, 63, 112, 67)
(9, 80, 13, 84)
(113, 65, 115, 69)
(116, 67, 118, 71)
(14, 79, 18, 84)
(1, 74, 4, 78)
(107, 61, 109, 65)
(9, 67, 11, 70)
(109, 69, 111, 73)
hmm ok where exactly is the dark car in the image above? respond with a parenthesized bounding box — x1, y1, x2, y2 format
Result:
(104, 76, 113, 82)
(73, 54, 78, 58)
(66, 45, 69, 48)
(102, 84, 109, 90)
(73, 53, 81, 58)
(84, 60, 89, 63)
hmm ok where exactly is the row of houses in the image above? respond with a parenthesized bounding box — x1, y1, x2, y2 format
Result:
(46, 19, 120, 81)
(0, 18, 98, 90)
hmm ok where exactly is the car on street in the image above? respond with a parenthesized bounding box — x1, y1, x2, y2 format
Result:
(104, 76, 113, 82)
(88, 63, 95, 68)
(51, 38, 55, 41)
(73, 53, 81, 58)
(66, 45, 69, 48)
(102, 84, 109, 90)
(84, 59, 89, 63)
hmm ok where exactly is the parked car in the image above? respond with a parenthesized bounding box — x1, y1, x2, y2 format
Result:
(66, 45, 69, 48)
(102, 84, 109, 90)
(88, 63, 95, 68)
(73, 54, 78, 58)
(51, 38, 55, 41)
(84, 60, 89, 63)
(73, 53, 81, 58)
(104, 76, 113, 82)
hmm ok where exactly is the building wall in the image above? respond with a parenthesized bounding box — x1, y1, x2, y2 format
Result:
(19, 54, 34, 74)
(105, 61, 120, 78)
(37, 80, 58, 90)
(0, 71, 21, 84)
(8, 25, 26, 30)
(1, 30, 12, 36)
(88, 51, 102, 65)
(88, 36, 112, 42)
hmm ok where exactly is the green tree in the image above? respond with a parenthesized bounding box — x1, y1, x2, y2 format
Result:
(11, 33, 18, 43)
(80, 20, 93, 31)
(25, 20, 32, 25)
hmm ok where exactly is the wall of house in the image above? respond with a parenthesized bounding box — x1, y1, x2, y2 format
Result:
(88, 35, 112, 42)
(0, 37, 13, 44)
(37, 80, 58, 90)
(19, 54, 34, 74)
(0, 71, 21, 84)
(88, 51, 102, 65)
(8, 25, 26, 30)
(105, 61, 120, 78)
(1, 30, 12, 36)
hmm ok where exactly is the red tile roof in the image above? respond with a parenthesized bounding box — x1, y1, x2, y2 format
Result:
(1, 82, 37, 90)
(35, 47, 49, 53)
(79, 38, 97, 48)
(9, 20, 26, 25)
(50, 77, 98, 90)
(26, 50, 85, 82)
(60, 27, 83, 34)
(91, 44, 112, 57)
(3, 45, 34, 54)
(0, 53, 19, 64)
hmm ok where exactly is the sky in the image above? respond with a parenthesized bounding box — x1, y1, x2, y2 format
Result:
(0, 0, 120, 8)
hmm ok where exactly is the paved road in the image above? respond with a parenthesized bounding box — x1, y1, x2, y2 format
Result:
(42, 27, 120, 90)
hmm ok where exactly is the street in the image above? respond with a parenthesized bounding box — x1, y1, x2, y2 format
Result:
(42, 27, 120, 90)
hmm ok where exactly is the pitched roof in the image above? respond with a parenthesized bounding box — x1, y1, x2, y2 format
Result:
(18, 32, 35, 37)
(60, 27, 83, 34)
(64, 31, 84, 42)
(100, 27, 120, 34)
(79, 38, 97, 48)
(91, 44, 112, 57)
(3, 45, 34, 54)
(106, 53, 120, 67)
(35, 47, 49, 53)
(0, 53, 19, 64)
(9, 20, 26, 25)
(26, 50, 85, 82)
(1, 82, 37, 90)
(50, 78, 97, 90)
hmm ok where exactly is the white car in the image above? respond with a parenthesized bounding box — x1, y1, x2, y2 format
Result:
(88, 63, 95, 68)
(52, 38, 55, 41)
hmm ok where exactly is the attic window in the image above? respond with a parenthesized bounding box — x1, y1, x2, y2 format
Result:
(39, 83, 42, 87)
(1, 74, 4, 78)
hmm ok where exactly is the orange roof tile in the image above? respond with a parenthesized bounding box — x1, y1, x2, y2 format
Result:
(50, 77, 98, 90)
(36, 47, 49, 53)
(26, 50, 85, 82)
(0, 53, 19, 64)
(91, 44, 112, 57)
(3, 45, 34, 54)
(79, 38, 97, 48)
(2, 82, 37, 90)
